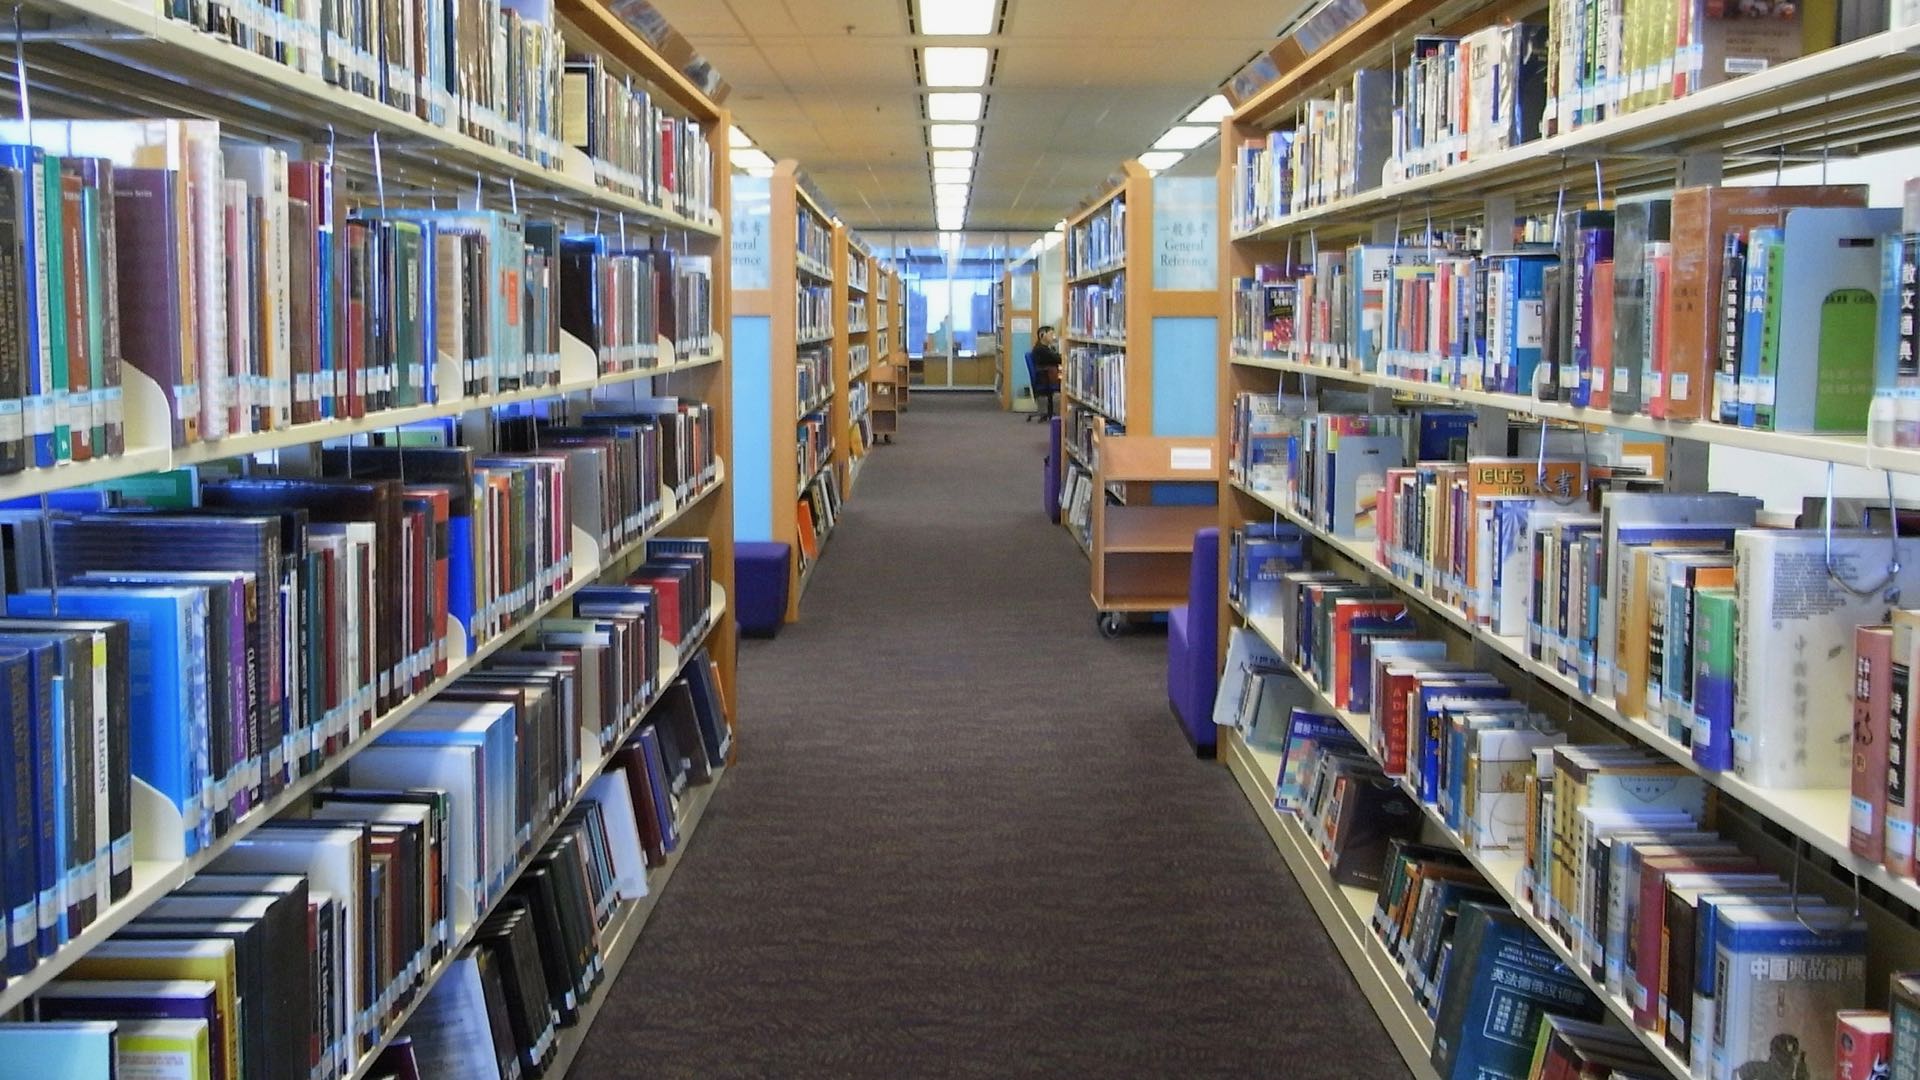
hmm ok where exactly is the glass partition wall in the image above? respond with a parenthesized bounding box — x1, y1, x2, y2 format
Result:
(873, 231, 1044, 390)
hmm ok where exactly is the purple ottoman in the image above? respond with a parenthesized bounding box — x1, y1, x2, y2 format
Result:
(1045, 417, 1062, 523)
(735, 541, 791, 638)
(1167, 527, 1221, 756)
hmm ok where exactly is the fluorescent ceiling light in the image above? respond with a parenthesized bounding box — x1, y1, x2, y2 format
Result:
(1152, 126, 1216, 151)
(931, 149, 975, 169)
(918, 0, 997, 34)
(733, 147, 775, 171)
(929, 124, 978, 149)
(1138, 150, 1185, 173)
(927, 92, 984, 122)
(932, 166, 971, 185)
(921, 47, 990, 87)
(934, 182, 970, 204)
(937, 207, 966, 231)
(1184, 94, 1233, 124)
(728, 125, 754, 149)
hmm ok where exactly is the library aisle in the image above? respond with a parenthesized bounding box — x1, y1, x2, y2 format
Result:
(572, 395, 1410, 1077)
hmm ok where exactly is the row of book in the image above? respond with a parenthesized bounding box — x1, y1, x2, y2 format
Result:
(556, 234, 716, 374)
(1065, 348, 1126, 423)
(1231, 610, 1875, 1080)
(1229, 6, 1834, 230)
(847, 257, 870, 295)
(797, 349, 831, 415)
(0, 401, 719, 946)
(1222, 654, 1667, 1080)
(1061, 462, 1095, 552)
(1238, 184, 1920, 444)
(0, 119, 718, 476)
(796, 210, 832, 272)
(1067, 277, 1125, 342)
(1068, 197, 1126, 278)
(795, 467, 841, 577)
(164, 0, 719, 224)
(797, 283, 833, 342)
(1063, 407, 1121, 476)
(0, 642, 727, 1080)
(848, 342, 870, 379)
(1225, 397, 1473, 538)
(796, 417, 831, 491)
(1237, 407, 1920, 796)
(846, 298, 868, 334)
(560, 55, 717, 221)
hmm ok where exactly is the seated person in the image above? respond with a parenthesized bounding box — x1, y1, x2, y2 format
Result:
(1032, 325, 1063, 392)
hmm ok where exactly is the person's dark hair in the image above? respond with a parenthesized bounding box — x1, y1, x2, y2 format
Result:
(1038, 325, 1055, 334)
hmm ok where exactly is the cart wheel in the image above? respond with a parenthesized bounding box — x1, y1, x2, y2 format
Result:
(1098, 613, 1126, 638)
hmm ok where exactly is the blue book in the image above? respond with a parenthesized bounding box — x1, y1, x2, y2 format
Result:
(0, 635, 58, 959)
(1737, 227, 1781, 428)
(1430, 902, 1602, 1080)
(1505, 254, 1553, 396)
(1241, 533, 1304, 617)
(8, 587, 204, 859)
(635, 726, 678, 852)
(0, 646, 32, 973)
(1417, 410, 1475, 461)
(0, 491, 113, 513)
(0, 147, 50, 466)
(1416, 683, 1508, 804)
(0, 1020, 117, 1078)
(1276, 709, 1356, 813)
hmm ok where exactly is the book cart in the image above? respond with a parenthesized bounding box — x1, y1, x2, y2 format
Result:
(1212, 3, 1920, 1077)
(1087, 432, 1219, 637)
(0, 0, 740, 1067)
(1062, 160, 1219, 630)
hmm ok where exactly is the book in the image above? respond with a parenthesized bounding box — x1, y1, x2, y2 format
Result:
(1732, 531, 1920, 788)
(1430, 901, 1603, 1080)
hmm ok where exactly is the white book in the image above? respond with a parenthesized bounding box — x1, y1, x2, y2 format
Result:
(586, 773, 650, 901)
(1732, 530, 1920, 788)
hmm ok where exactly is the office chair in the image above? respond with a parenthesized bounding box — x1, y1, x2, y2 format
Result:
(1025, 350, 1056, 423)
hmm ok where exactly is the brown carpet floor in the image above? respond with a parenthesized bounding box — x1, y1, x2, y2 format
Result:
(567, 393, 1414, 1079)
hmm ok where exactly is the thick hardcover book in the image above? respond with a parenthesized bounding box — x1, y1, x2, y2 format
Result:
(1665, 184, 1868, 421)
(1611, 197, 1671, 416)
(1430, 901, 1602, 1080)
(0, 166, 26, 475)
(112, 168, 192, 447)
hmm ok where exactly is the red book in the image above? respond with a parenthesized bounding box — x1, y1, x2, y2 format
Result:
(1835, 1010, 1891, 1080)
(1330, 598, 1410, 710)
(1590, 260, 1615, 411)
(1632, 851, 1757, 1031)
(1853, 626, 1894, 860)
(405, 488, 452, 679)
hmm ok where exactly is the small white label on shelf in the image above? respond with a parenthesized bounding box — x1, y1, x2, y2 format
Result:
(1171, 447, 1213, 472)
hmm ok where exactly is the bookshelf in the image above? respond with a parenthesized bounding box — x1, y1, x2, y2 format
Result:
(731, 160, 845, 621)
(1059, 161, 1220, 605)
(1211, 6, 1920, 1078)
(1000, 262, 1039, 412)
(0, 0, 741, 1065)
(835, 233, 876, 496)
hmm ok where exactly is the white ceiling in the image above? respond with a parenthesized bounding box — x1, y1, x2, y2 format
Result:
(645, 0, 1305, 230)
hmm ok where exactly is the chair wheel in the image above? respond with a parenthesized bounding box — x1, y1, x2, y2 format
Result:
(1098, 613, 1126, 638)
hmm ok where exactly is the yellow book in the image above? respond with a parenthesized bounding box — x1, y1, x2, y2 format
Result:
(117, 1018, 213, 1080)
(66, 940, 238, 1080)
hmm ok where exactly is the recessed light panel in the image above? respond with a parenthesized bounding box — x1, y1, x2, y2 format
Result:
(1137, 150, 1185, 173)
(921, 47, 991, 87)
(929, 124, 979, 149)
(917, 0, 997, 35)
(1183, 95, 1233, 124)
(1152, 126, 1216, 151)
(927, 92, 984, 122)
(931, 149, 976, 169)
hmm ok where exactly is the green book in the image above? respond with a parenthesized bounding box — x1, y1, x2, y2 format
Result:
(1690, 586, 1738, 771)
(40, 155, 68, 463)
(388, 221, 423, 408)
(76, 175, 105, 457)
(1754, 237, 1787, 431)
(1813, 287, 1879, 431)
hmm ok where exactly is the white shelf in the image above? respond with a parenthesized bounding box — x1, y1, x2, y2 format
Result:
(1231, 353, 1920, 474)
(0, 462, 727, 1014)
(540, 770, 723, 1078)
(1228, 475, 1920, 915)
(1227, 610, 1690, 1080)
(1219, 729, 1440, 1080)
(23, 0, 721, 236)
(349, 589, 731, 1079)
